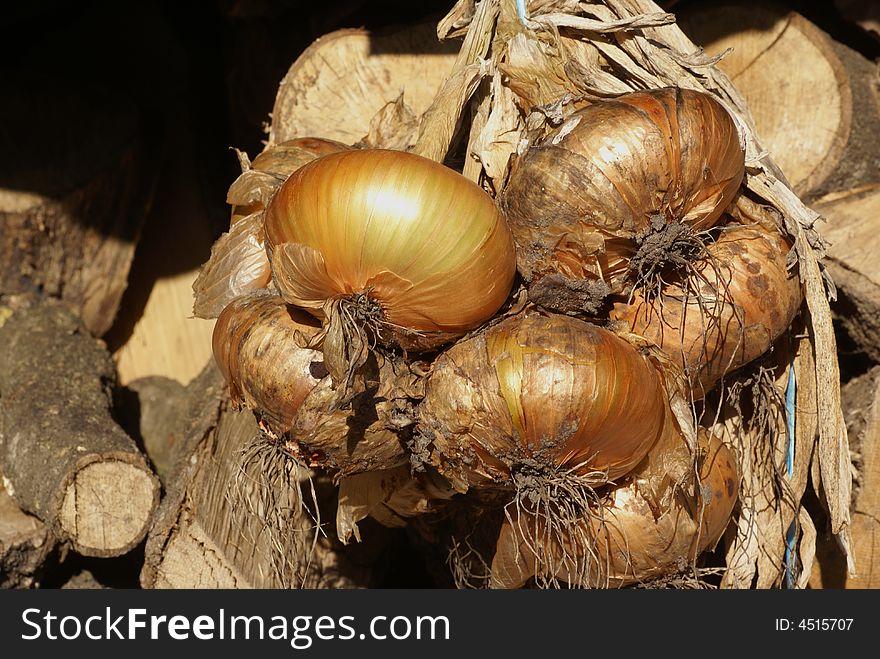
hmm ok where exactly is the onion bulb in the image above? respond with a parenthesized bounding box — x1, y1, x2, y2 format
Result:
(610, 221, 803, 396)
(212, 289, 324, 433)
(489, 427, 740, 588)
(213, 289, 422, 475)
(265, 148, 517, 392)
(499, 87, 744, 310)
(417, 311, 672, 493)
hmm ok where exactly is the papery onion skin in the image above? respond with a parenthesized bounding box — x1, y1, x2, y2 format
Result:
(195, 138, 352, 319)
(418, 312, 670, 492)
(610, 221, 803, 397)
(499, 87, 744, 296)
(212, 290, 324, 433)
(489, 427, 739, 588)
(264, 148, 517, 350)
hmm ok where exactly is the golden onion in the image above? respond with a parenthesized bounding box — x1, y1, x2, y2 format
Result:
(212, 289, 324, 433)
(499, 87, 744, 309)
(264, 149, 517, 356)
(418, 311, 671, 492)
(611, 220, 803, 396)
(490, 427, 740, 588)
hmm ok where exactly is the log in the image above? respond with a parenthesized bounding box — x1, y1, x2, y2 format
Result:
(815, 189, 880, 363)
(0, 81, 151, 337)
(0, 296, 160, 558)
(269, 23, 458, 146)
(1, 472, 56, 588)
(141, 363, 382, 589)
(680, 0, 880, 202)
(108, 120, 219, 387)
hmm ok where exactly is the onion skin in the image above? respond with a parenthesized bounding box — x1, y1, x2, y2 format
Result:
(610, 222, 803, 396)
(418, 312, 671, 492)
(212, 290, 324, 433)
(489, 428, 740, 588)
(264, 148, 517, 351)
(195, 138, 352, 319)
(499, 87, 744, 297)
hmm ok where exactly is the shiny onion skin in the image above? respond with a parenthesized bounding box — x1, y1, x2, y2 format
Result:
(418, 312, 671, 492)
(212, 290, 324, 433)
(610, 222, 803, 397)
(489, 428, 740, 588)
(499, 87, 744, 299)
(264, 149, 517, 351)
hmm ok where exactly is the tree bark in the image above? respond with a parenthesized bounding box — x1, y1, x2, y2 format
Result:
(1, 472, 56, 588)
(0, 295, 160, 558)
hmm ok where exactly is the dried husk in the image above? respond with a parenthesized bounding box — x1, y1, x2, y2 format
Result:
(283, 351, 426, 477)
(193, 138, 350, 319)
(418, 310, 672, 492)
(336, 465, 456, 544)
(499, 87, 744, 305)
(610, 218, 803, 397)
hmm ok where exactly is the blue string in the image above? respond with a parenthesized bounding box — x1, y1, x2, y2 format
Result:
(516, 0, 528, 24)
(783, 362, 797, 588)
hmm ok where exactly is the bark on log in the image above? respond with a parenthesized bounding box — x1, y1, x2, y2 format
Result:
(0, 296, 160, 558)
(680, 0, 880, 202)
(141, 362, 381, 589)
(0, 82, 151, 337)
(1, 472, 56, 588)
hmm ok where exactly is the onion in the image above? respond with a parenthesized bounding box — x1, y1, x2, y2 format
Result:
(212, 289, 324, 433)
(499, 87, 744, 310)
(265, 148, 517, 393)
(610, 220, 803, 396)
(213, 289, 423, 475)
(489, 427, 740, 588)
(417, 311, 671, 493)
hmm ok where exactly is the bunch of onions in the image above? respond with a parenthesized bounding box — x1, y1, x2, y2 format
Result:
(498, 87, 744, 311)
(610, 220, 803, 396)
(193, 137, 350, 319)
(417, 311, 673, 493)
(489, 426, 739, 589)
(212, 289, 414, 474)
(264, 148, 517, 391)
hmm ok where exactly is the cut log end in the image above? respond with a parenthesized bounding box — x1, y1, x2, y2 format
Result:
(59, 459, 159, 557)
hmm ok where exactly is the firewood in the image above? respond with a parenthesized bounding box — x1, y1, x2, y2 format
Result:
(0, 472, 56, 588)
(0, 82, 151, 337)
(680, 0, 880, 202)
(0, 296, 160, 558)
(269, 23, 458, 146)
(141, 363, 381, 589)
